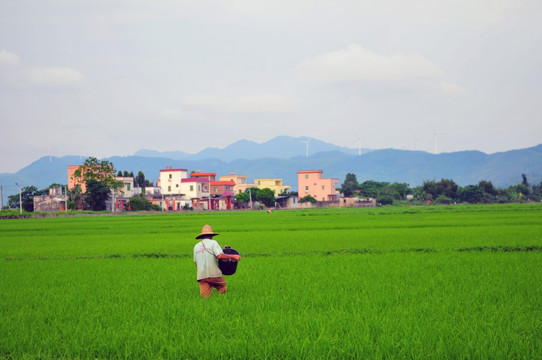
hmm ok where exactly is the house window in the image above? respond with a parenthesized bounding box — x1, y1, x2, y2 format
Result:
(168, 186, 171, 192)
(176, 184, 179, 188)
(190, 185, 194, 191)
(258, 181, 261, 185)
(213, 187, 217, 193)
(305, 186, 309, 191)
(305, 175, 308, 179)
(169, 174, 172, 179)
(322, 185, 325, 190)
(127, 184, 131, 191)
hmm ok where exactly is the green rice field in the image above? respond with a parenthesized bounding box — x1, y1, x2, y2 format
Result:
(1, 204, 541, 359)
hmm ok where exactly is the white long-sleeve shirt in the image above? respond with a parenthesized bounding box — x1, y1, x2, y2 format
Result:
(193, 238, 224, 280)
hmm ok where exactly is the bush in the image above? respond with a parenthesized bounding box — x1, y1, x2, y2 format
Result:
(433, 195, 453, 205)
(299, 195, 317, 203)
(377, 195, 394, 205)
(129, 197, 154, 211)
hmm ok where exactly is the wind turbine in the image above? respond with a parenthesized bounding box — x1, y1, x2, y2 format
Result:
(301, 138, 311, 157)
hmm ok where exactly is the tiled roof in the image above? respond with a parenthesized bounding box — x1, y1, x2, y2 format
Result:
(182, 178, 210, 183)
(211, 181, 236, 185)
(160, 168, 187, 172)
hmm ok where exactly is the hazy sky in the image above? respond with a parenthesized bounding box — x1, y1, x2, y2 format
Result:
(1, 0, 541, 173)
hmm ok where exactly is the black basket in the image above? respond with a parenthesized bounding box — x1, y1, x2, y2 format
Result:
(219, 246, 240, 276)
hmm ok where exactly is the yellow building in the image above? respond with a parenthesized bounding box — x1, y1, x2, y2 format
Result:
(254, 178, 291, 195)
(219, 173, 257, 194)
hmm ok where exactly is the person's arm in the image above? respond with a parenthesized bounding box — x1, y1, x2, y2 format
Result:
(217, 253, 241, 262)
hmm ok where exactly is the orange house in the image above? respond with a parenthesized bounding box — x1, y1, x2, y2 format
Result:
(68, 165, 86, 192)
(297, 170, 340, 202)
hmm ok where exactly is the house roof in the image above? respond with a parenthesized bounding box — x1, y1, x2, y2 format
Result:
(181, 178, 210, 183)
(211, 181, 236, 186)
(297, 170, 323, 174)
(160, 168, 187, 172)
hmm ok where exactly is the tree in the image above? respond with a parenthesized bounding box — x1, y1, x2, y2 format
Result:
(387, 183, 410, 200)
(235, 192, 250, 207)
(8, 186, 42, 212)
(423, 179, 458, 201)
(522, 173, 529, 187)
(299, 195, 317, 203)
(135, 171, 147, 188)
(255, 188, 275, 207)
(84, 179, 110, 211)
(478, 180, 497, 196)
(531, 181, 542, 201)
(358, 180, 388, 198)
(458, 185, 484, 204)
(377, 194, 394, 205)
(434, 195, 453, 205)
(341, 173, 358, 197)
(67, 185, 83, 210)
(72, 157, 124, 192)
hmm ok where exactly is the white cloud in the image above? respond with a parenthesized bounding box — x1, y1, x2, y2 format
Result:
(25, 67, 85, 88)
(0, 50, 20, 66)
(298, 44, 443, 83)
(181, 93, 300, 113)
(297, 44, 469, 96)
(0, 50, 84, 89)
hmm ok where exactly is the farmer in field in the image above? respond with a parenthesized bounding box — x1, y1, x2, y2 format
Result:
(193, 224, 241, 298)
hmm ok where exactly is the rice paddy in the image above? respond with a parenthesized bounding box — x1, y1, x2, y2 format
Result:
(1, 204, 541, 359)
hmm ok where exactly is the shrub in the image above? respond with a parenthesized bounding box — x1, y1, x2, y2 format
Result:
(377, 195, 394, 205)
(129, 197, 154, 211)
(434, 195, 453, 205)
(299, 195, 317, 203)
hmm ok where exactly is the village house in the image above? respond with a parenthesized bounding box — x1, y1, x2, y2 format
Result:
(180, 178, 210, 210)
(254, 178, 291, 195)
(33, 186, 67, 212)
(67, 165, 85, 192)
(218, 173, 258, 194)
(158, 167, 188, 210)
(297, 170, 340, 202)
(190, 171, 216, 181)
(210, 180, 235, 210)
(112, 176, 134, 211)
(338, 197, 376, 208)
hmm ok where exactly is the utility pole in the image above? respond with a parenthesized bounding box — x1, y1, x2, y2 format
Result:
(1, 185, 3, 209)
(16, 183, 22, 213)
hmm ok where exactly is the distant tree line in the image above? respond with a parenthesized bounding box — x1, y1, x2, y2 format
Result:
(340, 173, 542, 205)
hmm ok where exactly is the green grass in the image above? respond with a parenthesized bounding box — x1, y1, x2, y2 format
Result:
(1, 204, 541, 359)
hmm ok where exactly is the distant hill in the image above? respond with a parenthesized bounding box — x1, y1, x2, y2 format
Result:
(134, 136, 363, 160)
(1, 136, 541, 205)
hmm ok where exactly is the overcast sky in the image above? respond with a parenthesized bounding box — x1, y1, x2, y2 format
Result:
(1, 0, 541, 173)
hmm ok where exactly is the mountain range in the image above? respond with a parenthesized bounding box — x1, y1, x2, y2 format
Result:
(1, 136, 541, 205)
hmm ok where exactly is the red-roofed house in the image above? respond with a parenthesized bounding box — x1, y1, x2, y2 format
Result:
(210, 180, 235, 210)
(190, 171, 216, 181)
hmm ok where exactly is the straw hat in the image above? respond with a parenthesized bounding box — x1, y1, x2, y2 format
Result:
(195, 224, 219, 239)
